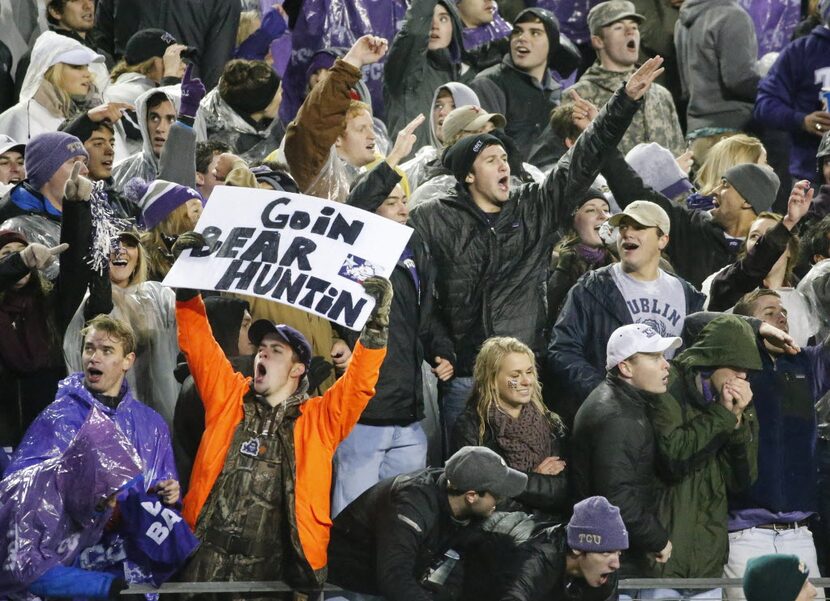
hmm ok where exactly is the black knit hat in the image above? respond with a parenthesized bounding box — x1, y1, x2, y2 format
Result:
(442, 134, 505, 183)
(124, 29, 178, 66)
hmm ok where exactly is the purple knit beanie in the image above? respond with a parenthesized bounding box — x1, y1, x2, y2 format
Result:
(25, 132, 88, 191)
(567, 496, 629, 552)
(127, 178, 204, 230)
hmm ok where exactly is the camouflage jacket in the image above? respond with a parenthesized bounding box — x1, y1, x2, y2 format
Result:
(567, 63, 685, 156)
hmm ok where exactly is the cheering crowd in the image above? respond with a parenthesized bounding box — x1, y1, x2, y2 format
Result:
(1, 0, 830, 600)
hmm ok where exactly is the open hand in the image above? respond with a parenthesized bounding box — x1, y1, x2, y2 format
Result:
(783, 180, 814, 230)
(625, 56, 665, 101)
(387, 113, 425, 168)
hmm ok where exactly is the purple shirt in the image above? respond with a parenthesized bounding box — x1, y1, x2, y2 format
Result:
(729, 508, 813, 531)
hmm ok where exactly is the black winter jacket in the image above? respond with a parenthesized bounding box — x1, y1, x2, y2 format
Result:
(500, 525, 619, 601)
(93, 0, 239, 89)
(707, 221, 793, 311)
(451, 405, 569, 517)
(547, 265, 705, 426)
(328, 469, 478, 601)
(571, 376, 669, 568)
(600, 149, 738, 288)
(409, 86, 643, 376)
(346, 161, 455, 425)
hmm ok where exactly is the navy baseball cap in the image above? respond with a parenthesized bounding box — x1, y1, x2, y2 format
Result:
(248, 320, 312, 370)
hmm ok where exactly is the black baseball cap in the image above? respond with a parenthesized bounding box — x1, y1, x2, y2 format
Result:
(248, 320, 312, 370)
(124, 29, 178, 66)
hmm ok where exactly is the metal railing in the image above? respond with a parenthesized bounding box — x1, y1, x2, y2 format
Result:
(121, 578, 830, 597)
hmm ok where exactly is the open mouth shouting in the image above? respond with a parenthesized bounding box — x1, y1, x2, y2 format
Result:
(254, 361, 268, 385)
(620, 240, 640, 254)
(86, 366, 104, 384)
(497, 175, 509, 193)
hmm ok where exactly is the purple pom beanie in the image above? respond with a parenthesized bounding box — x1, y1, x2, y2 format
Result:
(25, 132, 88, 191)
(133, 179, 204, 230)
(567, 496, 629, 552)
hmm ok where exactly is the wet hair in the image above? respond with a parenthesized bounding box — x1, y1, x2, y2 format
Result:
(549, 104, 582, 144)
(801, 215, 830, 265)
(345, 100, 372, 123)
(196, 140, 231, 173)
(146, 91, 173, 112)
(469, 337, 564, 444)
(733, 288, 782, 318)
(81, 314, 137, 356)
(695, 134, 766, 196)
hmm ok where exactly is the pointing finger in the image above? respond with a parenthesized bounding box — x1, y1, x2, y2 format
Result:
(49, 243, 69, 256)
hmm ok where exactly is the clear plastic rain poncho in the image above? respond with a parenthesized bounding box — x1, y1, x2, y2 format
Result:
(0, 407, 141, 598)
(0, 214, 61, 280)
(111, 85, 181, 193)
(63, 281, 180, 426)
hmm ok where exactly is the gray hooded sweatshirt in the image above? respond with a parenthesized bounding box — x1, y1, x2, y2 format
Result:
(674, 0, 761, 134)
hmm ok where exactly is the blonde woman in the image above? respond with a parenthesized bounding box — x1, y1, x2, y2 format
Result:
(690, 134, 768, 209)
(451, 336, 569, 515)
(124, 177, 204, 280)
(0, 32, 105, 141)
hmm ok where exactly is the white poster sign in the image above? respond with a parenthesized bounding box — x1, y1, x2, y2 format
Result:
(163, 186, 413, 330)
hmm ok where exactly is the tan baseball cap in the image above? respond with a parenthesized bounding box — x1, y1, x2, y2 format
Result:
(608, 200, 671, 234)
(442, 105, 506, 144)
(587, 0, 645, 35)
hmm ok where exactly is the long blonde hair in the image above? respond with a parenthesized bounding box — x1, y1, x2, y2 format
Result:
(236, 10, 261, 47)
(470, 337, 563, 443)
(140, 204, 194, 279)
(695, 134, 766, 196)
(110, 56, 158, 82)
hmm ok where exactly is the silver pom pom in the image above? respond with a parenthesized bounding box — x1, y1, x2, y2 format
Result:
(87, 181, 132, 275)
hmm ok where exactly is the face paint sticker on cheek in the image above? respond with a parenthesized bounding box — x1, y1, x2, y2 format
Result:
(507, 378, 519, 389)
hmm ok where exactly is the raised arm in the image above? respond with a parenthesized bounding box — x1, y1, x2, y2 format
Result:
(539, 58, 665, 227)
(284, 35, 387, 192)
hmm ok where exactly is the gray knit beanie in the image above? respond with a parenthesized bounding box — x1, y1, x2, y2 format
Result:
(723, 164, 780, 215)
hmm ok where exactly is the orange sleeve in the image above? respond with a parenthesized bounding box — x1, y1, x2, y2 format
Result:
(176, 296, 250, 425)
(301, 341, 387, 449)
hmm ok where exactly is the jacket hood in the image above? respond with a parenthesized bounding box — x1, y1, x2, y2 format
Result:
(514, 7, 582, 75)
(678, 0, 716, 27)
(134, 84, 181, 164)
(437, 0, 465, 64)
(674, 315, 761, 372)
(428, 81, 481, 148)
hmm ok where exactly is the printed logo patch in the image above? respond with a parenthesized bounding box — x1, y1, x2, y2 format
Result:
(339, 254, 379, 283)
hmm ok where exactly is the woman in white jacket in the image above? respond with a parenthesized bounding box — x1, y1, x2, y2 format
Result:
(0, 32, 105, 141)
